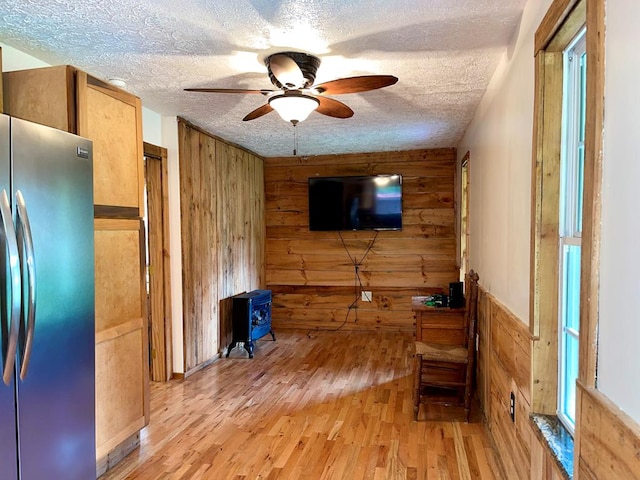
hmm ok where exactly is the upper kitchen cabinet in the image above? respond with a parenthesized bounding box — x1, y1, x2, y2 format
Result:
(2, 65, 144, 212)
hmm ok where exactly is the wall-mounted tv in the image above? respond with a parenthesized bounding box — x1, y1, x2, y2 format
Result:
(308, 174, 402, 231)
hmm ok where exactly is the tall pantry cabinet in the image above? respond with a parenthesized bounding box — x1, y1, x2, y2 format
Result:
(3, 65, 149, 474)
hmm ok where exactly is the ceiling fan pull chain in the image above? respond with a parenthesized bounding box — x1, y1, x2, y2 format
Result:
(293, 123, 298, 156)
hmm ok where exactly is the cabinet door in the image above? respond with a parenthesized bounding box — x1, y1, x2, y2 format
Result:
(78, 73, 144, 210)
(94, 218, 149, 461)
(2, 65, 76, 132)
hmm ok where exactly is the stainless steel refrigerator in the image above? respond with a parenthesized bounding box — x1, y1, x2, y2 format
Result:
(0, 114, 96, 479)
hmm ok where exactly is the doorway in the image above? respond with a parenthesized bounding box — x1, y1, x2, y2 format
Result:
(143, 142, 173, 381)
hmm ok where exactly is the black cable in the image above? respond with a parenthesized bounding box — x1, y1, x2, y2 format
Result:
(343, 231, 379, 324)
(306, 231, 380, 338)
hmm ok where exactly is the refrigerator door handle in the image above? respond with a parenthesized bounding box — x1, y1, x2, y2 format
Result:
(1, 189, 21, 386)
(16, 190, 36, 381)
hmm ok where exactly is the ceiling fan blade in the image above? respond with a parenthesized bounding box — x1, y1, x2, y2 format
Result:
(314, 75, 398, 95)
(269, 54, 304, 88)
(243, 103, 274, 121)
(316, 96, 354, 119)
(184, 88, 272, 94)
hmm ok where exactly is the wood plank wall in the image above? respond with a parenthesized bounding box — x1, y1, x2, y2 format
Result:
(478, 289, 533, 479)
(264, 149, 459, 332)
(177, 119, 265, 373)
(575, 383, 640, 479)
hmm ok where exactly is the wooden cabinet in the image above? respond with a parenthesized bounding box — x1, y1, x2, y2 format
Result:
(3, 65, 148, 473)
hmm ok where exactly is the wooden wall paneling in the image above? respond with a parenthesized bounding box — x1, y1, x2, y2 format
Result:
(177, 121, 192, 371)
(216, 139, 234, 297)
(201, 134, 217, 363)
(478, 288, 582, 480)
(265, 147, 456, 170)
(248, 149, 262, 284)
(479, 292, 533, 480)
(179, 123, 202, 371)
(215, 139, 235, 353)
(265, 149, 458, 332)
(218, 296, 235, 357)
(576, 383, 640, 479)
(531, 437, 567, 480)
(267, 224, 455, 240)
(177, 118, 265, 369)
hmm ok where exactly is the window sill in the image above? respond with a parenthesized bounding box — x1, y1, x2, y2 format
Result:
(530, 414, 574, 479)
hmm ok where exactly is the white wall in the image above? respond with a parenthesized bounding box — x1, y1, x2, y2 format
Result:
(142, 112, 184, 374)
(142, 107, 163, 146)
(457, 0, 553, 324)
(1, 42, 50, 70)
(161, 117, 184, 374)
(597, 0, 640, 422)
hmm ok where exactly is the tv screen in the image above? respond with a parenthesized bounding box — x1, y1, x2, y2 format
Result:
(308, 174, 402, 231)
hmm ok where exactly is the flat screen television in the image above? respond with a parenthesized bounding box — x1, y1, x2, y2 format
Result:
(308, 174, 402, 231)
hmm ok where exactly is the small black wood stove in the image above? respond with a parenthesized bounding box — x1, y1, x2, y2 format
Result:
(226, 289, 275, 358)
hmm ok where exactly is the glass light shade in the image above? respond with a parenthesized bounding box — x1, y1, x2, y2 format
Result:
(269, 94, 319, 123)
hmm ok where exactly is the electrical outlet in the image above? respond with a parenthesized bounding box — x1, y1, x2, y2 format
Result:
(509, 392, 516, 422)
(361, 291, 372, 302)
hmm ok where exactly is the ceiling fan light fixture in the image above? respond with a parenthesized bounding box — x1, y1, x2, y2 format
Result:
(268, 94, 319, 124)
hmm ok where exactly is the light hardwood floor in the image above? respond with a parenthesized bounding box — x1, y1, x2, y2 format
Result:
(99, 330, 505, 480)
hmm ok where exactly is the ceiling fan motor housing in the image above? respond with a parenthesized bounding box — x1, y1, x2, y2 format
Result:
(266, 52, 321, 89)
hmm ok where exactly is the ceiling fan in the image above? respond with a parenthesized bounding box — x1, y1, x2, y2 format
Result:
(184, 51, 398, 124)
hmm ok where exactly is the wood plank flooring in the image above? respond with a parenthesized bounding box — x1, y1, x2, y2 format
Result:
(99, 330, 504, 480)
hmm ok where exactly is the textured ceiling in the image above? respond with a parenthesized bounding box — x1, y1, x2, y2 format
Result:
(0, 0, 526, 157)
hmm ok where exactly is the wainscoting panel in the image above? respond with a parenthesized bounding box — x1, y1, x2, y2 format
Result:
(575, 383, 640, 479)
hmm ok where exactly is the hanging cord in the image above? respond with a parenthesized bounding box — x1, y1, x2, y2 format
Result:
(344, 231, 379, 321)
(306, 231, 380, 337)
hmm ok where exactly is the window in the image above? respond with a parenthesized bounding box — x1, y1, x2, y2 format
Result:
(558, 28, 586, 432)
(530, 0, 604, 473)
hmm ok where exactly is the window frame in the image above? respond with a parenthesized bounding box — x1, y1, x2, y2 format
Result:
(530, 0, 605, 470)
(557, 28, 587, 433)
(459, 151, 470, 281)
(530, 0, 602, 417)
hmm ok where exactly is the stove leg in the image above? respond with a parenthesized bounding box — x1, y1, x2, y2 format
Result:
(245, 341, 254, 358)
(226, 341, 237, 358)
